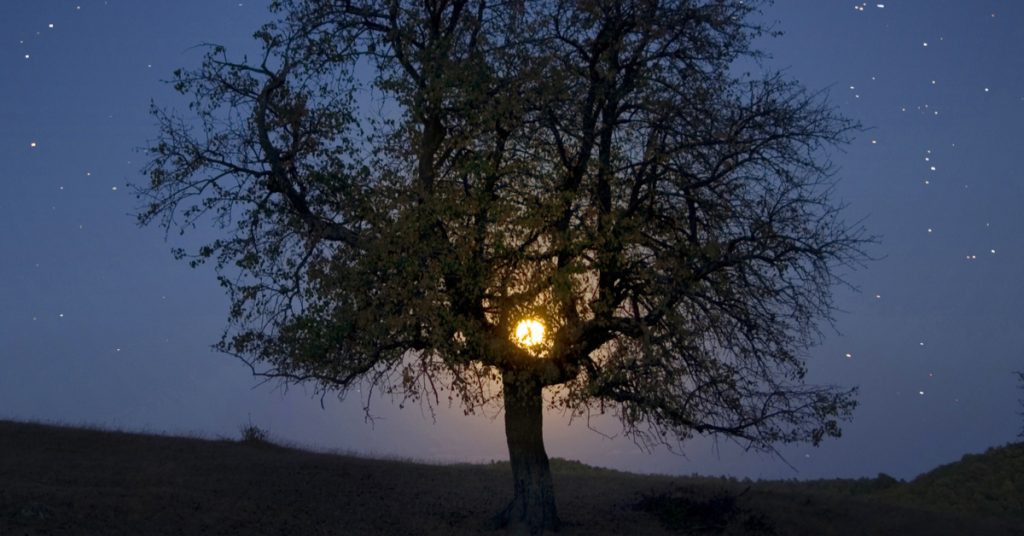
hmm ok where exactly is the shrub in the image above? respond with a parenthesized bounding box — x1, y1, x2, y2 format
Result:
(239, 420, 269, 444)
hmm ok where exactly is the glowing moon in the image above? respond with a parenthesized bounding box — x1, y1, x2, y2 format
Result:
(514, 319, 545, 348)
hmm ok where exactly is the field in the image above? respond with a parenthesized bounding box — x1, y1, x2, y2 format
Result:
(1, 420, 1020, 535)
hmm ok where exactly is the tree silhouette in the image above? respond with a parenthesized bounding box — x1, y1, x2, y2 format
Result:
(138, 1, 867, 532)
(1017, 371, 1023, 438)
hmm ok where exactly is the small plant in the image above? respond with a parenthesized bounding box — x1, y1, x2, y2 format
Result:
(239, 417, 269, 444)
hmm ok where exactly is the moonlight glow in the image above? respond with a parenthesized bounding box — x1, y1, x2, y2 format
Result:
(513, 319, 545, 349)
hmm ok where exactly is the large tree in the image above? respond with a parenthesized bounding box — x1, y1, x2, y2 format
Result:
(138, 0, 866, 532)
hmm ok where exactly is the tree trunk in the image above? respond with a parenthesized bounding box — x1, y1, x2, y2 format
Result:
(498, 372, 559, 534)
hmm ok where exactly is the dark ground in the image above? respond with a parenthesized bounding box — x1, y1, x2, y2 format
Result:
(0, 420, 1020, 535)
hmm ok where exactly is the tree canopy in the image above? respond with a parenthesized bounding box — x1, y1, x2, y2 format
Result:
(139, 0, 867, 531)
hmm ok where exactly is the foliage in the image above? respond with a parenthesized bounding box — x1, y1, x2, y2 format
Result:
(878, 442, 1024, 519)
(239, 421, 270, 444)
(1018, 371, 1023, 437)
(758, 473, 904, 497)
(635, 485, 775, 535)
(137, 0, 867, 491)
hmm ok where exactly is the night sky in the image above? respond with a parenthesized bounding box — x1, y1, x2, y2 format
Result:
(2, 1, 1022, 481)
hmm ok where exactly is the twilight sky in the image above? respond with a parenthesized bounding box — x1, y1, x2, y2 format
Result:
(2, 1, 1021, 481)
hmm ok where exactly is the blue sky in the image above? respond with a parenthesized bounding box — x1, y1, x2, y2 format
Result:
(2, 1, 1022, 480)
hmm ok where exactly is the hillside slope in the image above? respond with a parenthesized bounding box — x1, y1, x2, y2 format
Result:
(0, 420, 1020, 535)
(880, 442, 1024, 519)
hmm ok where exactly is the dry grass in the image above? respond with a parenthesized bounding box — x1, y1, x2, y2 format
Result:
(0, 419, 1020, 535)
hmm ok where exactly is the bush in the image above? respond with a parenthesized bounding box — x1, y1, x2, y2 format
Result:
(635, 485, 775, 535)
(239, 421, 269, 444)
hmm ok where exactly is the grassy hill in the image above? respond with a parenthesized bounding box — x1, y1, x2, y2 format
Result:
(0, 420, 1020, 535)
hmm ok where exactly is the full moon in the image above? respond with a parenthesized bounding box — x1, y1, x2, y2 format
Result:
(514, 319, 545, 348)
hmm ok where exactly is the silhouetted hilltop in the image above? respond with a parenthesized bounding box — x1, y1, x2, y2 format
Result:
(880, 442, 1024, 519)
(0, 419, 1020, 535)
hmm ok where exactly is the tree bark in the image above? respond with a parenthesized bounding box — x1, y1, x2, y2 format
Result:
(498, 371, 559, 534)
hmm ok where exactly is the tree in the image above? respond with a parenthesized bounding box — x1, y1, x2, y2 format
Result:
(1017, 371, 1023, 438)
(137, 1, 866, 532)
